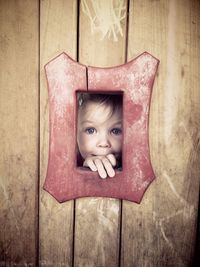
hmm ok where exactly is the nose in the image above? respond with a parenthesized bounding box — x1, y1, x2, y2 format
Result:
(97, 133, 111, 148)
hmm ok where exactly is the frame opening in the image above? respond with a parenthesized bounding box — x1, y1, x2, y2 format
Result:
(76, 91, 123, 175)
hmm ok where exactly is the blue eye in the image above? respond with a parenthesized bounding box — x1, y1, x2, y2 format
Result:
(85, 127, 96, 134)
(111, 128, 122, 135)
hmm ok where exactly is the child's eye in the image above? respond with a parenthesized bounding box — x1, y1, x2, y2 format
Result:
(85, 127, 96, 134)
(111, 128, 122, 135)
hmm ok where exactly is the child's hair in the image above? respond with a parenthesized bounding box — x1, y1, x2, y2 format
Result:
(77, 93, 122, 116)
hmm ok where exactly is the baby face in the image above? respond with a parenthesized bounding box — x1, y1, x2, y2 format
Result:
(77, 101, 122, 160)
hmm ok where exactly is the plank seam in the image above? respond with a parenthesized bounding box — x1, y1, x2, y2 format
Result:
(76, 0, 80, 64)
(37, 0, 41, 266)
(125, 0, 130, 63)
(120, 1, 130, 265)
(72, 200, 76, 267)
(193, 191, 200, 266)
(72, 1, 81, 266)
(118, 200, 123, 267)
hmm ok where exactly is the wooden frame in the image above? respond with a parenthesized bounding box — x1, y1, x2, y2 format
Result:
(43, 52, 159, 203)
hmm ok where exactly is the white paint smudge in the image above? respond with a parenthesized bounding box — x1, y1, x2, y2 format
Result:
(128, 54, 158, 103)
(46, 55, 74, 119)
(81, 0, 126, 41)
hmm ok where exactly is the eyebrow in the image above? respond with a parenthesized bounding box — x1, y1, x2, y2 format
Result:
(81, 120, 95, 124)
(112, 121, 122, 125)
(81, 120, 122, 125)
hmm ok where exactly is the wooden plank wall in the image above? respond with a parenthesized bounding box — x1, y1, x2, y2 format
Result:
(122, 1, 200, 266)
(74, 1, 128, 266)
(0, 0, 199, 266)
(0, 1, 39, 265)
(40, 1, 77, 265)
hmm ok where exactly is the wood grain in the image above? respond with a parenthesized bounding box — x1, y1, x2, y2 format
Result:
(74, 1, 128, 266)
(1, 0, 199, 266)
(0, 0, 39, 265)
(39, 0, 77, 266)
(121, 0, 200, 266)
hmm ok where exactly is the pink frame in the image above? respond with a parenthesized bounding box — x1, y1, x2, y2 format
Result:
(43, 52, 159, 203)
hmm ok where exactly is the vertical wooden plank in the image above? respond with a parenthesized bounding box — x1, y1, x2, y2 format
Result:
(121, 0, 200, 266)
(0, 0, 39, 265)
(74, 1, 128, 266)
(39, 0, 77, 266)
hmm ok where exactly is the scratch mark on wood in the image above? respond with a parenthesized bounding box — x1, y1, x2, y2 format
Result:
(0, 181, 20, 234)
(77, 198, 119, 232)
(159, 220, 175, 250)
(153, 172, 195, 250)
(154, 202, 195, 253)
(178, 122, 194, 149)
(163, 172, 194, 212)
(81, 0, 126, 41)
(0, 180, 27, 263)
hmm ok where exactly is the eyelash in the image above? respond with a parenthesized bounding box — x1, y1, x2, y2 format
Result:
(111, 128, 122, 135)
(85, 127, 96, 134)
(85, 127, 122, 135)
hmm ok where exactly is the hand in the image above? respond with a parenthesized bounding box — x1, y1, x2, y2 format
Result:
(83, 154, 117, 179)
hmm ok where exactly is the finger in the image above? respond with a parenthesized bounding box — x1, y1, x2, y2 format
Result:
(102, 158, 115, 177)
(83, 158, 97, 172)
(106, 154, 116, 167)
(94, 158, 107, 179)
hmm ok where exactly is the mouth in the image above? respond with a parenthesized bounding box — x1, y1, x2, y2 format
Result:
(91, 152, 120, 158)
(91, 153, 108, 157)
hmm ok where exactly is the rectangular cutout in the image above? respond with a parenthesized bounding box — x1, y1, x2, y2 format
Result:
(76, 91, 123, 175)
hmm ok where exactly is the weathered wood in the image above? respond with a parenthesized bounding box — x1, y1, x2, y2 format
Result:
(79, 0, 128, 67)
(39, 0, 77, 266)
(74, 0, 128, 266)
(0, 0, 39, 265)
(121, 0, 200, 266)
(0, 0, 199, 266)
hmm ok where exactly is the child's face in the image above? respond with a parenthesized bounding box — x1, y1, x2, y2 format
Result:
(77, 101, 122, 160)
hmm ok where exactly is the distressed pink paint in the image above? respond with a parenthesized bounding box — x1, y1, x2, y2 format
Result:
(43, 52, 159, 203)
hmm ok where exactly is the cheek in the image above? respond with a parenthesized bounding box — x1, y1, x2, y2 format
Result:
(78, 133, 96, 153)
(112, 137, 122, 152)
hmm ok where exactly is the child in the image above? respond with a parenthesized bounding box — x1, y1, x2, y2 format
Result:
(77, 93, 123, 179)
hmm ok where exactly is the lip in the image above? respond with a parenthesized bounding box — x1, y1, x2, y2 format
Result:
(91, 152, 120, 157)
(91, 153, 109, 157)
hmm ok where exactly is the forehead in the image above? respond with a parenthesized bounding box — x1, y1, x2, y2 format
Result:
(78, 101, 122, 124)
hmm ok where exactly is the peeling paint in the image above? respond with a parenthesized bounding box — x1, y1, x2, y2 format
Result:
(44, 52, 159, 203)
